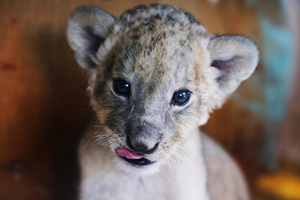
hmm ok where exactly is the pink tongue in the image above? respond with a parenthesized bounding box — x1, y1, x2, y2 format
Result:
(116, 148, 142, 159)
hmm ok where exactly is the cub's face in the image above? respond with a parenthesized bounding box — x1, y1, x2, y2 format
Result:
(90, 20, 213, 173)
(67, 4, 258, 174)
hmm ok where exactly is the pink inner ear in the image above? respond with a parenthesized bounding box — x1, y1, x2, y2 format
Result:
(116, 148, 143, 159)
(211, 59, 232, 71)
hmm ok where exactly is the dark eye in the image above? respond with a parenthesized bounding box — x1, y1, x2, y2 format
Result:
(113, 79, 131, 96)
(172, 90, 191, 106)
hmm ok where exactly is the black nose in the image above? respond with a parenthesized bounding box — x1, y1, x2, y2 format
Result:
(127, 137, 158, 155)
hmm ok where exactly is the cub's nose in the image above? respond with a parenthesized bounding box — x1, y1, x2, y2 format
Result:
(127, 137, 159, 155)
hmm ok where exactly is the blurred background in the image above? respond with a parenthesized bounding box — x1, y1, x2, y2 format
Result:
(0, 0, 299, 199)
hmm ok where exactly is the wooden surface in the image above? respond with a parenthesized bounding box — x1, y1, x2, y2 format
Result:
(258, 171, 300, 200)
(0, 0, 299, 199)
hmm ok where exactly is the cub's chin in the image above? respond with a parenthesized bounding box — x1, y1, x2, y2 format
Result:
(114, 156, 162, 176)
(112, 147, 163, 176)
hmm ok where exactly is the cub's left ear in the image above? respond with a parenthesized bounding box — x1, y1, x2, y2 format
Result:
(67, 6, 116, 70)
(208, 35, 259, 96)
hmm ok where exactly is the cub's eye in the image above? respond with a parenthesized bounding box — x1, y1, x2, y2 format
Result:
(172, 90, 191, 106)
(113, 79, 131, 96)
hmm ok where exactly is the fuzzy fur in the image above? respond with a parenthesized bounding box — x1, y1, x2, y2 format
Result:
(67, 4, 258, 200)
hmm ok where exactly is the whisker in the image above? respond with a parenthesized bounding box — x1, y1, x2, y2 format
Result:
(84, 135, 98, 150)
(179, 145, 192, 162)
(94, 124, 105, 128)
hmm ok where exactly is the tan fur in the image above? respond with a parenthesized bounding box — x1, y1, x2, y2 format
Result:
(67, 4, 258, 200)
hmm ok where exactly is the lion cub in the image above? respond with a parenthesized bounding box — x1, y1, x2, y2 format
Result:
(67, 4, 258, 200)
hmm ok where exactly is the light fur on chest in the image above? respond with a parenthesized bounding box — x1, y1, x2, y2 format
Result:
(79, 128, 209, 200)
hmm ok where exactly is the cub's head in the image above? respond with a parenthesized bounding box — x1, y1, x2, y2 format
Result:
(67, 4, 258, 175)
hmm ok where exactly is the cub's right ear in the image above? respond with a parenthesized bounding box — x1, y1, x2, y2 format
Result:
(67, 6, 116, 70)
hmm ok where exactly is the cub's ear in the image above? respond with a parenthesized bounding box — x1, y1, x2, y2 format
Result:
(208, 35, 259, 96)
(67, 6, 116, 69)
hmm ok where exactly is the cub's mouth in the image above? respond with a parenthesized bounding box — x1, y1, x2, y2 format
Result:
(116, 148, 155, 166)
